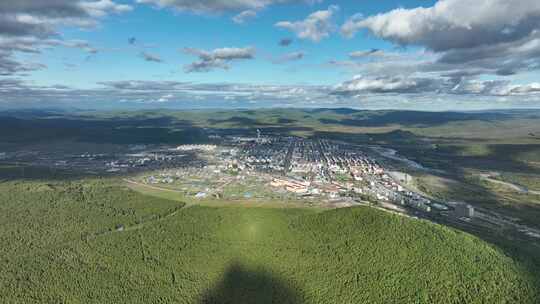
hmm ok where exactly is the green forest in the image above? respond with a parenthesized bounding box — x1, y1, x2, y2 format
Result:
(0, 179, 538, 303)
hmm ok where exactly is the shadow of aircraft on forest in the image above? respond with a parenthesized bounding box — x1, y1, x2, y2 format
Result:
(198, 262, 307, 304)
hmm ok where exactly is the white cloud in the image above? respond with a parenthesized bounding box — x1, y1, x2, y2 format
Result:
(137, 0, 322, 14)
(232, 10, 257, 24)
(276, 5, 339, 42)
(453, 80, 540, 96)
(0, 1, 132, 75)
(336, 0, 540, 95)
(333, 74, 540, 98)
(157, 93, 174, 102)
(0, 1, 132, 38)
(342, 0, 540, 51)
(340, 13, 363, 38)
(0, 79, 339, 109)
(333, 75, 439, 95)
(0, 36, 100, 75)
(80, 0, 132, 18)
(137, 0, 266, 13)
(348, 49, 400, 60)
(507, 82, 540, 95)
(183, 46, 255, 72)
(450, 79, 510, 95)
(2, 78, 540, 110)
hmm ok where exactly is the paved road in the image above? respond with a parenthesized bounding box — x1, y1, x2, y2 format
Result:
(282, 140, 295, 175)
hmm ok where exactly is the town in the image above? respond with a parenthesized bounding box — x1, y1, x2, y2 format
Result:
(137, 134, 471, 217)
(127, 135, 540, 242)
(2, 133, 538, 242)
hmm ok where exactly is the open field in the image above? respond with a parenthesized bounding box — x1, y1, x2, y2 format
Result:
(0, 178, 538, 303)
(124, 178, 313, 209)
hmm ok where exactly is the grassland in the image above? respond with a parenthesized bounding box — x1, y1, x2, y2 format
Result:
(0, 178, 539, 303)
(124, 178, 310, 209)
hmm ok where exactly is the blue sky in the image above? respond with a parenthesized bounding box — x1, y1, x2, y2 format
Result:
(1, 0, 540, 110)
(31, 1, 428, 87)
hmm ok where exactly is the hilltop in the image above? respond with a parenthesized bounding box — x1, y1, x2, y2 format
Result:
(0, 179, 538, 303)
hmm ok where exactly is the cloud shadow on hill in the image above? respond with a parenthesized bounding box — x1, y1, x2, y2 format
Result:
(315, 110, 539, 128)
(208, 116, 274, 127)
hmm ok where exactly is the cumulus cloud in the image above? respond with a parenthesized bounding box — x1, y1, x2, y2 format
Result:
(1, 78, 539, 110)
(340, 13, 363, 38)
(341, 0, 540, 76)
(342, 0, 540, 50)
(450, 79, 510, 95)
(79, 0, 132, 17)
(0, 1, 132, 38)
(349, 49, 382, 58)
(451, 79, 540, 96)
(232, 10, 257, 24)
(348, 49, 401, 60)
(332, 73, 540, 98)
(435, 32, 540, 76)
(0, 1, 131, 75)
(141, 51, 163, 63)
(95, 80, 336, 106)
(137, 0, 264, 13)
(183, 46, 255, 72)
(0, 56, 45, 76)
(62, 40, 99, 54)
(0, 78, 339, 109)
(506, 83, 540, 95)
(98, 80, 190, 91)
(329, 49, 437, 77)
(0, 36, 99, 75)
(333, 75, 441, 95)
(157, 93, 174, 102)
(137, 0, 323, 14)
(275, 5, 339, 42)
(333, 0, 540, 103)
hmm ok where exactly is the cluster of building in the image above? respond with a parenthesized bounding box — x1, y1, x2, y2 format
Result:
(236, 137, 391, 199)
(270, 178, 311, 194)
(176, 144, 217, 152)
(7, 130, 538, 242)
(105, 150, 201, 172)
(238, 137, 292, 172)
(2, 130, 476, 222)
(228, 136, 476, 219)
(0, 143, 211, 174)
